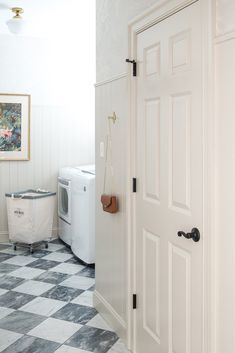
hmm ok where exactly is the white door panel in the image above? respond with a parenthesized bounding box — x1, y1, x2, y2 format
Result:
(135, 2, 203, 353)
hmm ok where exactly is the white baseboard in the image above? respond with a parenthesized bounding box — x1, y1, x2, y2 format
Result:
(93, 290, 127, 343)
(0, 228, 59, 243)
(0, 231, 9, 243)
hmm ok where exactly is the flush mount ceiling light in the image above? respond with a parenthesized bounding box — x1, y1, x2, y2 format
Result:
(7, 7, 25, 34)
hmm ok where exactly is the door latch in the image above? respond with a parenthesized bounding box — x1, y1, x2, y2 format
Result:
(126, 59, 137, 76)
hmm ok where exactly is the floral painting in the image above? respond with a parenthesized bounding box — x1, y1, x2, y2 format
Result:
(0, 103, 22, 152)
(0, 94, 30, 161)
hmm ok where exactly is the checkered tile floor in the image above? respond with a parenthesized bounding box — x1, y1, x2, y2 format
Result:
(0, 239, 130, 353)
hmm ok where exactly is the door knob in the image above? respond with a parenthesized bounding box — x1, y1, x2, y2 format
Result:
(177, 228, 200, 242)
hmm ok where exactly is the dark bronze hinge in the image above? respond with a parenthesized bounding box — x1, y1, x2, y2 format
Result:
(132, 178, 137, 193)
(133, 294, 137, 309)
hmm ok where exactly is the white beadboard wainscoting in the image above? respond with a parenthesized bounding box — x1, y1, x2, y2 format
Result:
(0, 104, 94, 241)
(94, 73, 128, 341)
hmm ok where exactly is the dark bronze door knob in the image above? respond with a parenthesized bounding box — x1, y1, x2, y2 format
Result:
(177, 228, 200, 242)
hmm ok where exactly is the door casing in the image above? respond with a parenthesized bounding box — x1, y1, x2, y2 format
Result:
(126, 0, 215, 352)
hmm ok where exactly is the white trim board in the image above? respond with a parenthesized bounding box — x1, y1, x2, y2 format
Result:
(126, 0, 215, 352)
(214, 30, 235, 45)
(93, 290, 127, 342)
(95, 72, 127, 87)
(0, 231, 9, 243)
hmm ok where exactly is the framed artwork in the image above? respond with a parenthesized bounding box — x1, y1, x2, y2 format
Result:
(0, 93, 30, 161)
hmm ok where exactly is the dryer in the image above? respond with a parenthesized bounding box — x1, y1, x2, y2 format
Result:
(58, 165, 95, 264)
(70, 165, 95, 264)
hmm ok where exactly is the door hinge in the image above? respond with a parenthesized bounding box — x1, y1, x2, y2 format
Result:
(133, 294, 137, 309)
(132, 178, 137, 193)
(126, 59, 137, 76)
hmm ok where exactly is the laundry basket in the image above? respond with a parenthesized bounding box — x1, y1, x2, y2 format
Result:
(5, 189, 56, 253)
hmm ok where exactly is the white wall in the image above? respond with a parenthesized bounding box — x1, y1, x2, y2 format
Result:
(96, 0, 158, 82)
(215, 1, 235, 352)
(0, 0, 95, 240)
(95, 77, 128, 338)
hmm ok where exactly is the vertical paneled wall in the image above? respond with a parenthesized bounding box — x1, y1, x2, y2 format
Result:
(0, 32, 95, 241)
(0, 105, 94, 240)
(95, 76, 127, 337)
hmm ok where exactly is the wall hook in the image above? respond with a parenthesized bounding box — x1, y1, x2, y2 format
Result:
(108, 112, 117, 124)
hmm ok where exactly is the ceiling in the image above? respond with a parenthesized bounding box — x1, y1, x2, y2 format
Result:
(0, 0, 92, 37)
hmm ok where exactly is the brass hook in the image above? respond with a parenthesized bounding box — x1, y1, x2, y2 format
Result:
(108, 112, 117, 124)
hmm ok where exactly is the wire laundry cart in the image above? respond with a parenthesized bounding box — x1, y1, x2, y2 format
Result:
(5, 189, 56, 253)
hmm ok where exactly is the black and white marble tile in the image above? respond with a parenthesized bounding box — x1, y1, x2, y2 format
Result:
(1, 335, 60, 353)
(2, 256, 36, 267)
(26, 259, 59, 270)
(50, 238, 63, 245)
(47, 243, 65, 252)
(28, 249, 51, 258)
(50, 263, 84, 276)
(43, 252, 74, 263)
(0, 253, 15, 263)
(54, 345, 89, 353)
(0, 307, 15, 320)
(28, 317, 81, 344)
(86, 314, 114, 332)
(72, 290, 93, 307)
(0, 276, 25, 290)
(60, 275, 94, 290)
(34, 271, 70, 285)
(0, 310, 46, 334)
(52, 303, 97, 324)
(8, 266, 45, 280)
(107, 339, 132, 353)
(0, 328, 22, 352)
(0, 291, 35, 309)
(0, 240, 129, 353)
(0, 244, 11, 251)
(78, 267, 95, 278)
(0, 263, 20, 276)
(0, 248, 26, 256)
(20, 296, 66, 317)
(56, 247, 73, 255)
(88, 284, 95, 292)
(42, 286, 83, 302)
(65, 257, 81, 265)
(66, 325, 118, 353)
(13, 280, 55, 296)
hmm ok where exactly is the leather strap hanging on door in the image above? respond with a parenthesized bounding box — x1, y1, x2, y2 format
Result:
(101, 116, 118, 214)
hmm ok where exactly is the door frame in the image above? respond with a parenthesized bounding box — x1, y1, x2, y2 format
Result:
(126, 0, 216, 352)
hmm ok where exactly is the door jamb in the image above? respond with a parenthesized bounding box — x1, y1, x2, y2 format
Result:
(126, 0, 215, 352)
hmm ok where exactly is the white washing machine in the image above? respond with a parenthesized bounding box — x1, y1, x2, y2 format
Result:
(58, 165, 95, 264)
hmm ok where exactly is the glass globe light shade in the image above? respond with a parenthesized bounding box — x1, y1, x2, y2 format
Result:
(7, 17, 25, 34)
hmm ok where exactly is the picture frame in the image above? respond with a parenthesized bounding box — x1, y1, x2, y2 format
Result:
(0, 93, 30, 161)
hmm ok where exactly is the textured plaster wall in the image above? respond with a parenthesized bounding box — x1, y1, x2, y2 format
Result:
(216, 0, 235, 35)
(96, 0, 158, 82)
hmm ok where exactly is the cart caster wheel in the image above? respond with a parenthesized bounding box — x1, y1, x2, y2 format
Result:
(13, 245, 17, 251)
(45, 243, 48, 249)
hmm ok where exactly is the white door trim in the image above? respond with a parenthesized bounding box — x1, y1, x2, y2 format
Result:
(126, 0, 215, 352)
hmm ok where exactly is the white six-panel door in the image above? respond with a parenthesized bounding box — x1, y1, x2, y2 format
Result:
(135, 2, 203, 353)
